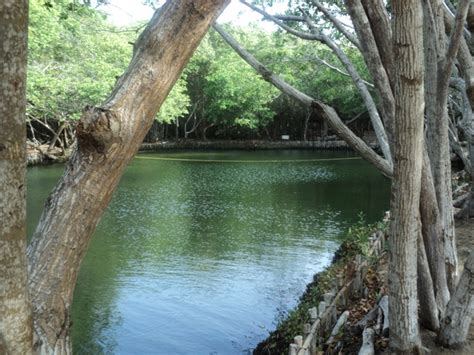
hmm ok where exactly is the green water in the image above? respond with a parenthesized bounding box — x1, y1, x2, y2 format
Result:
(27, 150, 389, 354)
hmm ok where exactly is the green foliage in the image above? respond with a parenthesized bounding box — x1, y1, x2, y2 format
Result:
(156, 77, 190, 124)
(186, 27, 278, 132)
(342, 213, 387, 258)
(28, 0, 132, 121)
(343, 213, 372, 256)
(27, 0, 189, 124)
(27, 0, 371, 138)
(264, 36, 367, 119)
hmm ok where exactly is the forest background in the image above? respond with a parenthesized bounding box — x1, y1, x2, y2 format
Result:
(27, 0, 370, 147)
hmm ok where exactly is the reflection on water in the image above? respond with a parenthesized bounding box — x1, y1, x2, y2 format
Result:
(27, 150, 389, 354)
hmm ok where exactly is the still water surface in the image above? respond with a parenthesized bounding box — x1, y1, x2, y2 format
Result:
(27, 150, 389, 354)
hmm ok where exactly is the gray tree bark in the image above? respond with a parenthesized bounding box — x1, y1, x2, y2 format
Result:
(25, 1, 229, 353)
(419, 153, 451, 315)
(438, 250, 474, 348)
(360, 0, 394, 88)
(425, 0, 471, 293)
(0, 1, 33, 354)
(444, 3, 474, 219)
(389, 0, 425, 351)
(417, 231, 440, 331)
(345, 0, 395, 140)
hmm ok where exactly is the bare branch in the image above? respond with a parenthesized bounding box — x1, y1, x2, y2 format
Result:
(313, 56, 374, 88)
(444, 7, 474, 109)
(438, 0, 471, 104)
(443, 1, 472, 40)
(345, 110, 367, 125)
(361, 0, 394, 81)
(310, 0, 360, 49)
(444, 0, 457, 15)
(274, 15, 305, 22)
(240, 0, 323, 41)
(345, 0, 395, 141)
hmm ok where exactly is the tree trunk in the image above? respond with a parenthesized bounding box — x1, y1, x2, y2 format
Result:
(425, 0, 471, 292)
(345, 0, 395, 141)
(389, 0, 424, 351)
(421, 0, 454, 294)
(26, 1, 229, 353)
(417, 231, 440, 331)
(438, 250, 474, 348)
(420, 153, 450, 314)
(360, 0, 394, 88)
(0, 1, 33, 354)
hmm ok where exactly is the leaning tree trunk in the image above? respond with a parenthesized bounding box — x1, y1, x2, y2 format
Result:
(389, 0, 424, 351)
(438, 250, 474, 348)
(419, 153, 451, 316)
(26, 1, 229, 353)
(0, 1, 32, 354)
(213, 24, 393, 177)
(417, 230, 440, 331)
(427, 0, 458, 292)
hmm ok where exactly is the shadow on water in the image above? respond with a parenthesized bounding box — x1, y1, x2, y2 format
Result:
(26, 150, 390, 354)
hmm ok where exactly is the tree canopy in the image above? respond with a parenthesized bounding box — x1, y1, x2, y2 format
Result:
(27, 0, 369, 141)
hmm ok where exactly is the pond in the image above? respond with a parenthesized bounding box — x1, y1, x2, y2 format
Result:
(27, 150, 390, 354)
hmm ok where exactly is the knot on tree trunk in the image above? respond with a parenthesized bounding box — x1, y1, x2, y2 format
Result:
(76, 106, 121, 154)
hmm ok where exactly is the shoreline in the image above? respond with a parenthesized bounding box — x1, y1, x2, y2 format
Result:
(252, 220, 388, 354)
(253, 216, 474, 355)
(140, 139, 362, 151)
(28, 139, 374, 166)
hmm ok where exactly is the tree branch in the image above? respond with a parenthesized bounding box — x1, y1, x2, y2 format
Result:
(443, 1, 472, 40)
(313, 56, 374, 88)
(344, 0, 395, 143)
(213, 24, 392, 177)
(438, 0, 471, 105)
(240, 0, 323, 41)
(274, 14, 305, 22)
(239, 0, 392, 164)
(310, 0, 360, 49)
(361, 0, 394, 82)
(443, 6, 474, 109)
